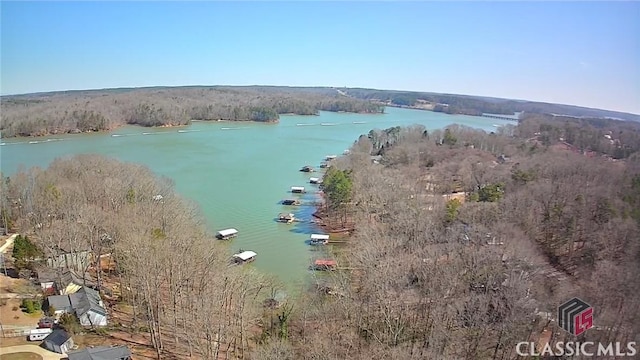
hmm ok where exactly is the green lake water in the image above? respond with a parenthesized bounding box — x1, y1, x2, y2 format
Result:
(0, 107, 515, 289)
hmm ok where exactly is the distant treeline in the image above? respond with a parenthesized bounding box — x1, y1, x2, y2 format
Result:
(0, 86, 383, 137)
(342, 87, 640, 121)
(518, 113, 640, 159)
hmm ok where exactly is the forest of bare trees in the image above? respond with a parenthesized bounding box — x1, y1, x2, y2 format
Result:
(1, 86, 383, 138)
(2, 118, 639, 359)
(254, 124, 640, 359)
(0, 156, 275, 359)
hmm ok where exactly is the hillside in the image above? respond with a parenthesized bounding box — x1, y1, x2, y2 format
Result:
(2, 85, 639, 139)
(341, 87, 640, 122)
(0, 86, 383, 138)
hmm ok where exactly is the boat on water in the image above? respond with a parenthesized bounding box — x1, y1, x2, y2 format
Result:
(325, 155, 337, 161)
(309, 234, 330, 245)
(231, 250, 257, 265)
(300, 165, 315, 172)
(309, 177, 322, 185)
(282, 199, 301, 206)
(216, 228, 238, 240)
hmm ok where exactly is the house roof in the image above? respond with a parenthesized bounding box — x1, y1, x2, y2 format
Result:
(47, 295, 73, 312)
(67, 346, 131, 360)
(70, 287, 106, 317)
(44, 329, 72, 346)
(60, 269, 96, 288)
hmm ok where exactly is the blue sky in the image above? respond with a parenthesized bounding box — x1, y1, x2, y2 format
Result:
(1, 1, 639, 114)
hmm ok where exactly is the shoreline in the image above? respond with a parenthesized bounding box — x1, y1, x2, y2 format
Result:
(2, 108, 381, 140)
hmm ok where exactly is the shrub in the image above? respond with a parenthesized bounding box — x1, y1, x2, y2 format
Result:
(12, 306, 19, 311)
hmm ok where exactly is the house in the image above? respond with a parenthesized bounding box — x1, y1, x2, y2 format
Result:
(67, 345, 132, 360)
(71, 286, 108, 326)
(36, 266, 96, 295)
(42, 329, 74, 354)
(216, 228, 238, 240)
(45, 286, 108, 326)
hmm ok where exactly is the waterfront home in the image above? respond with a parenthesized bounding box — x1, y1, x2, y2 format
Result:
(309, 234, 330, 245)
(281, 199, 301, 206)
(42, 329, 74, 354)
(278, 213, 295, 224)
(309, 177, 321, 184)
(44, 286, 108, 326)
(291, 186, 305, 193)
(232, 250, 257, 265)
(67, 345, 132, 360)
(36, 266, 96, 295)
(311, 259, 337, 271)
(300, 165, 315, 172)
(216, 228, 239, 240)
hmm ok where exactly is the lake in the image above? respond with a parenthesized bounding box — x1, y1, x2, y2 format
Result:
(0, 107, 515, 289)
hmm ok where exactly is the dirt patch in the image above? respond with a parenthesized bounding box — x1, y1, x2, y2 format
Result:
(0, 298, 42, 327)
(1, 352, 43, 360)
(0, 337, 30, 347)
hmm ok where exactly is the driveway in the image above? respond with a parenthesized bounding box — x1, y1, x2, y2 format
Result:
(0, 345, 65, 360)
(0, 234, 18, 254)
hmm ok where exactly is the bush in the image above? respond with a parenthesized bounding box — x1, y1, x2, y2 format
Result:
(20, 298, 42, 313)
(12, 306, 19, 311)
(60, 313, 82, 334)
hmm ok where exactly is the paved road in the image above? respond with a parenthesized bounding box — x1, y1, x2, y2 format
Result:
(0, 344, 66, 360)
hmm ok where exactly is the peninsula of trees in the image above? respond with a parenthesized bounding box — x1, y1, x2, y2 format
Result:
(254, 122, 640, 358)
(0, 86, 383, 138)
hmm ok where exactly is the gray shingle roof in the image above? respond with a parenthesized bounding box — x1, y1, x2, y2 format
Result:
(44, 329, 72, 346)
(70, 287, 106, 317)
(47, 286, 106, 317)
(67, 346, 131, 360)
(47, 295, 72, 313)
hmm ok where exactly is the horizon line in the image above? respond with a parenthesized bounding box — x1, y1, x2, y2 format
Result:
(2, 83, 637, 117)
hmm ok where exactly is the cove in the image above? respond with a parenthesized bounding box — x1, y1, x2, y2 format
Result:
(0, 107, 516, 288)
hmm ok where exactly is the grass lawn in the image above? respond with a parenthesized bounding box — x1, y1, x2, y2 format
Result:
(1, 352, 44, 360)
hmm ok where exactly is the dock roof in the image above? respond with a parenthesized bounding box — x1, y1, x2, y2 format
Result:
(291, 186, 305, 191)
(233, 251, 257, 261)
(310, 234, 330, 240)
(314, 259, 337, 266)
(217, 228, 238, 237)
